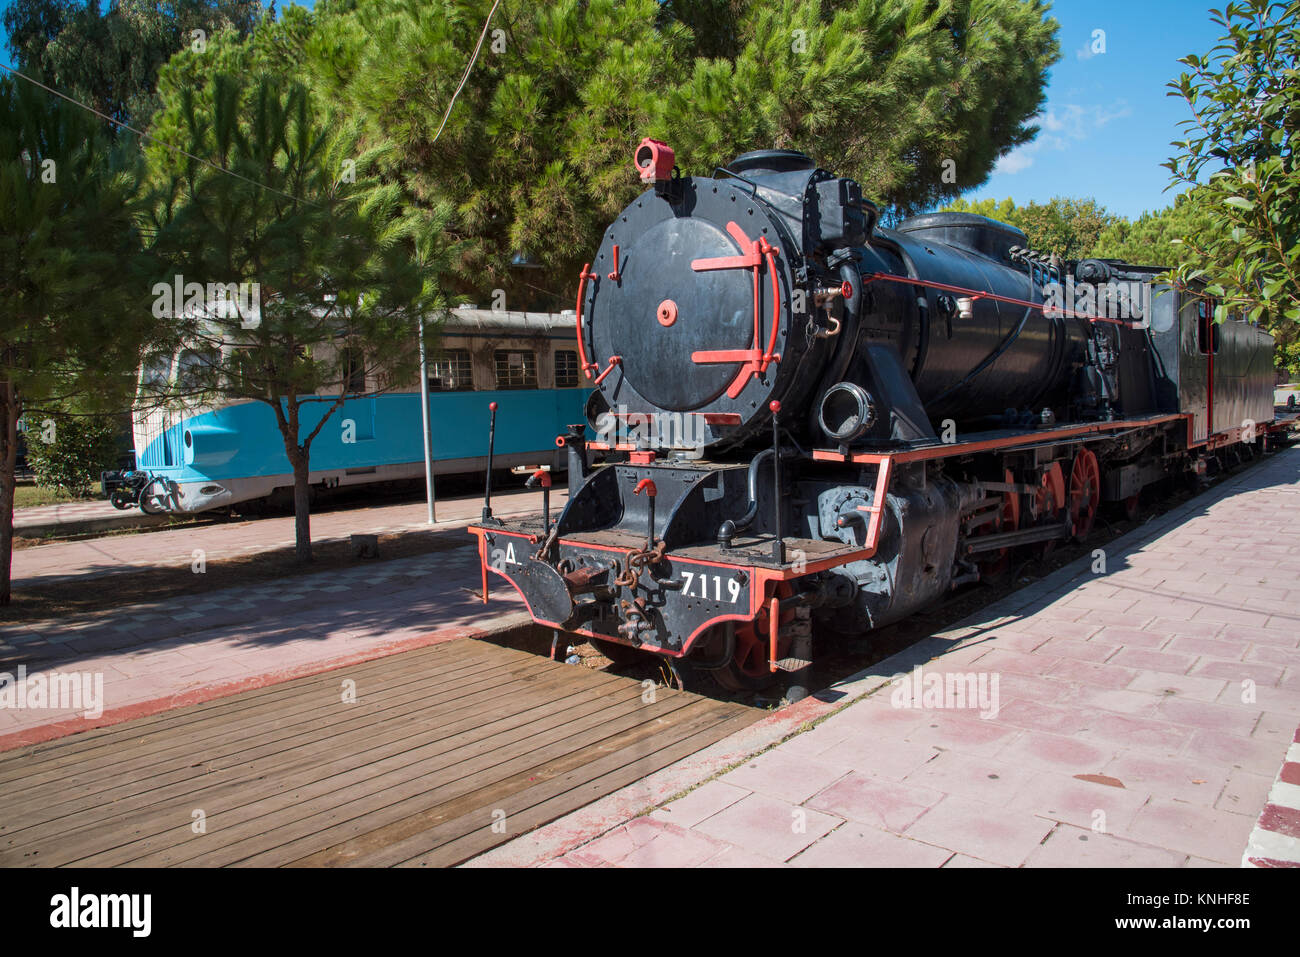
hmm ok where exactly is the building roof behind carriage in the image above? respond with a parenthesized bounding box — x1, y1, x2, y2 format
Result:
(443, 307, 574, 334)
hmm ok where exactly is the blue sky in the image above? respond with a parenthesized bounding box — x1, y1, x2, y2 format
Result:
(2, 0, 1224, 220)
(971, 0, 1227, 219)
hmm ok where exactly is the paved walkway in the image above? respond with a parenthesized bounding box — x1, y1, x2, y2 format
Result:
(476, 445, 1300, 868)
(11, 486, 563, 587)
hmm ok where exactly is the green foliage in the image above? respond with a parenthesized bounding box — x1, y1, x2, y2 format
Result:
(1091, 190, 1218, 268)
(189, 0, 1058, 309)
(662, 0, 1061, 217)
(941, 195, 1121, 261)
(1164, 0, 1300, 373)
(0, 77, 148, 417)
(3, 0, 264, 127)
(23, 414, 121, 497)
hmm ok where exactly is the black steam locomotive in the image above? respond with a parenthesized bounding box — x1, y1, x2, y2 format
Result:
(469, 139, 1281, 699)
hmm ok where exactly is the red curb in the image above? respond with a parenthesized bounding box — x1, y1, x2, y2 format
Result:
(0, 614, 530, 754)
(1242, 720, 1300, 866)
(1259, 804, 1300, 840)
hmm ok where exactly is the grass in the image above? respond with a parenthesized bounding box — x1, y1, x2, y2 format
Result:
(12, 484, 100, 509)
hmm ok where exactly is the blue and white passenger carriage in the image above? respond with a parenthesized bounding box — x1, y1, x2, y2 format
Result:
(123, 308, 591, 513)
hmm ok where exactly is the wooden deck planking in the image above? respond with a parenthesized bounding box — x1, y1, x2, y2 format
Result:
(0, 640, 755, 867)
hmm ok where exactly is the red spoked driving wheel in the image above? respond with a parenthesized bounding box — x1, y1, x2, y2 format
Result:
(703, 582, 795, 692)
(1068, 448, 1101, 540)
(973, 467, 1021, 578)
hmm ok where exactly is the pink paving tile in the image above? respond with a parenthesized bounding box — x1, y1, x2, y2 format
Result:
(1251, 710, 1300, 745)
(822, 697, 935, 737)
(992, 730, 1115, 773)
(1154, 697, 1261, 737)
(1125, 671, 1227, 702)
(1045, 658, 1141, 690)
(651, 780, 752, 829)
(903, 795, 1056, 868)
(1166, 635, 1249, 660)
(1219, 624, 1299, 647)
(788, 823, 953, 868)
(1023, 824, 1185, 867)
(991, 671, 1081, 706)
(696, 845, 786, 868)
(1101, 752, 1228, 807)
(616, 825, 733, 868)
(903, 749, 1035, 805)
(1184, 730, 1292, 775)
(1109, 647, 1198, 675)
(693, 792, 841, 863)
(963, 647, 1059, 677)
(1149, 617, 1225, 639)
(998, 617, 1099, 642)
(814, 733, 941, 781)
(992, 699, 1092, 737)
(1192, 606, 1272, 627)
(900, 710, 1021, 754)
(1074, 713, 1194, 754)
(1189, 659, 1285, 686)
(1025, 601, 1088, 623)
(1009, 770, 1151, 832)
(1243, 643, 1300, 667)
(577, 816, 664, 864)
(941, 853, 1003, 867)
(1127, 797, 1257, 865)
(1065, 592, 1139, 613)
(805, 772, 945, 833)
(1037, 637, 1119, 662)
(1068, 686, 1162, 717)
(719, 750, 850, 805)
(1216, 768, 1274, 818)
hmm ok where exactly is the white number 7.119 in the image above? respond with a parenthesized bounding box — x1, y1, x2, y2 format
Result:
(680, 570, 741, 604)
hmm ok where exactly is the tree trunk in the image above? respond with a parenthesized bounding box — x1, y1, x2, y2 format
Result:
(291, 450, 312, 564)
(0, 383, 19, 606)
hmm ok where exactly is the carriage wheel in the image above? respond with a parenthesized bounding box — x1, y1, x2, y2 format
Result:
(138, 478, 170, 514)
(1068, 448, 1102, 540)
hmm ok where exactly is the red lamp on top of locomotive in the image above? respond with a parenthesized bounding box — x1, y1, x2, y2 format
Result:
(634, 137, 675, 183)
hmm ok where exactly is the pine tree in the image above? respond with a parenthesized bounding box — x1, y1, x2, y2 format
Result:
(0, 76, 147, 604)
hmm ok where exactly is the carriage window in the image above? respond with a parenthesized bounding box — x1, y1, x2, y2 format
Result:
(429, 349, 473, 392)
(342, 349, 366, 393)
(1196, 300, 1220, 354)
(494, 350, 538, 390)
(177, 349, 217, 391)
(555, 350, 580, 389)
(141, 355, 173, 391)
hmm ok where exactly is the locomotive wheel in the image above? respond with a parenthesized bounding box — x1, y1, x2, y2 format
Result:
(1031, 462, 1066, 557)
(1068, 448, 1101, 540)
(974, 468, 1020, 579)
(1123, 492, 1141, 522)
(698, 585, 795, 692)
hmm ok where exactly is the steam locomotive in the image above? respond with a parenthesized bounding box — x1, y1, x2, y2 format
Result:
(469, 139, 1282, 699)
